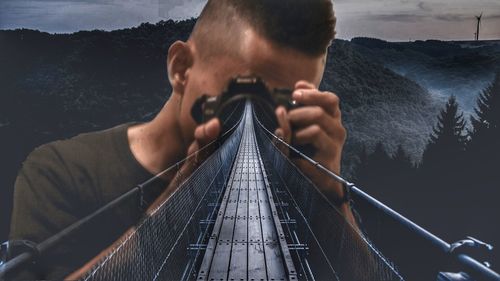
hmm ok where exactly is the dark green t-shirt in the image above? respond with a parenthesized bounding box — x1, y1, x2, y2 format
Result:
(9, 123, 165, 280)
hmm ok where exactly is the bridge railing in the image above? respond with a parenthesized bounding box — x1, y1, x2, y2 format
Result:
(0, 104, 246, 280)
(252, 101, 500, 281)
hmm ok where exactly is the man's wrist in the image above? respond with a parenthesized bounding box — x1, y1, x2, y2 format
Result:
(326, 181, 351, 206)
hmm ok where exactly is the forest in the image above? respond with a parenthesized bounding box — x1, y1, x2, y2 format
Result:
(355, 75, 500, 270)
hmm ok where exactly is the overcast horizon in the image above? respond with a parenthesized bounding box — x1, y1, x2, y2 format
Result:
(1, 0, 499, 41)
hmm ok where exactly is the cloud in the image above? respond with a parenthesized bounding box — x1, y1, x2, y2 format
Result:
(0, 0, 164, 32)
(485, 13, 500, 19)
(433, 13, 500, 22)
(417, 1, 432, 12)
(368, 14, 429, 22)
(430, 11, 500, 23)
(434, 14, 470, 22)
(159, 0, 205, 20)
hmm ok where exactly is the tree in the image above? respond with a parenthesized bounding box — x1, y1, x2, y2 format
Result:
(466, 73, 500, 184)
(459, 74, 500, 262)
(391, 145, 414, 182)
(392, 145, 413, 171)
(354, 145, 369, 183)
(355, 142, 392, 192)
(418, 96, 468, 225)
(421, 96, 467, 178)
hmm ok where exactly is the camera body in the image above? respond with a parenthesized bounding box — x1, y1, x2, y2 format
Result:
(191, 76, 299, 126)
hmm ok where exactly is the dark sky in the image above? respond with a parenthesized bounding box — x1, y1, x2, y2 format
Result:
(1, 0, 499, 41)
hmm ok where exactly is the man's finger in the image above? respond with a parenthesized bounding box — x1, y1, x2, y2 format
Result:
(293, 125, 332, 153)
(287, 106, 337, 136)
(295, 80, 316, 90)
(275, 106, 291, 143)
(293, 89, 340, 117)
(186, 141, 200, 157)
(194, 118, 221, 145)
(274, 128, 284, 140)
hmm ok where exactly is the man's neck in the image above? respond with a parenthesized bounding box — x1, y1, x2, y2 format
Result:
(127, 95, 186, 178)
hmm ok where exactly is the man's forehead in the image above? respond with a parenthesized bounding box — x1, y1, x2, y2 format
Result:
(237, 28, 324, 88)
(193, 25, 324, 89)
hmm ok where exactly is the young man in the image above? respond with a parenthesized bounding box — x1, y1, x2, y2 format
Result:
(9, 0, 356, 279)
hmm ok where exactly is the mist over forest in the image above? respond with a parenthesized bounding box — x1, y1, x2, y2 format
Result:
(351, 37, 500, 117)
(1, 19, 499, 270)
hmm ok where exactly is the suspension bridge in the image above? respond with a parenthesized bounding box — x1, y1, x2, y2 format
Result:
(0, 102, 498, 281)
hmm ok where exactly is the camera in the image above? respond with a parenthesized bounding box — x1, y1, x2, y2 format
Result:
(190, 76, 300, 127)
(190, 76, 315, 157)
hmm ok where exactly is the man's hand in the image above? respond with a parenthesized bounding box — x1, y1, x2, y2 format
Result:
(178, 118, 221, 176)
(274, 80, 348, 206)
(147, 118, 221, 214)
(175, 117, 221, 182)
(189, 118, 222, 163)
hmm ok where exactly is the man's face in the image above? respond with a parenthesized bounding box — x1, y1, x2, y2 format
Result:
(178, 27, 327, 143)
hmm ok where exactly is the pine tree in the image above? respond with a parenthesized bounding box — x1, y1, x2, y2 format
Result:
(461, 74, 500, 262)
(417, 96, 468, 216)
(354, 145, 370, 183)
(470, 73, 500, 137)
(369, 142, 392, 182)
(389, 145, 417, 197)
(466, 73, 500, 184)
(392, 145, 413, 171)
(358, 142, 392, 192)
(370, 142, 392, 166)
(391, 145, 414, 182)
(421, 96, 467, 179)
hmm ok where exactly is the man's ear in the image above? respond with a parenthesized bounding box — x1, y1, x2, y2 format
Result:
(167, 40, 194, 95)
(314, 52, 328, 87)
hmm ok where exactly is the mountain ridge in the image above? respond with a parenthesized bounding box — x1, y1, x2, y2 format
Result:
(350, 36, 500, 116)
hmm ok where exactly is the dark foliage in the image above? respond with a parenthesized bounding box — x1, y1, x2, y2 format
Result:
(354, 142, 417, 209)
(355, 82, 500, 271)
(467, 73, 500, 182)
(461, 75, 500, 270)
(356, 142, 392, 188)
(421, 95, 467, 176)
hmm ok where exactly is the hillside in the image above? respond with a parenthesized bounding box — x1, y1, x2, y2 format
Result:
(322, 40, 439, 174)
(350, 37, 500, 116)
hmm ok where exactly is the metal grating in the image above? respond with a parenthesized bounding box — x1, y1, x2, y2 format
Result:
(197, 103, 296, 281)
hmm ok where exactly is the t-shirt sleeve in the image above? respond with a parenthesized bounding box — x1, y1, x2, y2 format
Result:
(7, 125, 156, 279)
(8, 143, 80, 279)
(10, 143, 79, 241)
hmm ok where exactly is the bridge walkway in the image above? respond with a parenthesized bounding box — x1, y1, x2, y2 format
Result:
(197, 105, 295, 281)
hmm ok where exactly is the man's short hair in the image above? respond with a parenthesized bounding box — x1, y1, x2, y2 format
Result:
(191, 0, 336, 58)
